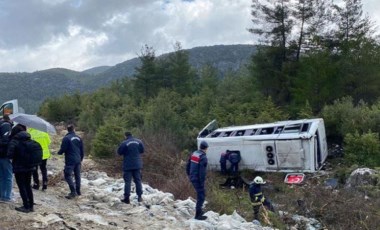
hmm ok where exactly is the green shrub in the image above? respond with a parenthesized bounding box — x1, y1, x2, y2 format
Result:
(344, 131, 380, 167)
(91, 116, 126, 158)
(321, 97, 380, 143)
(38, 93, 81, 122)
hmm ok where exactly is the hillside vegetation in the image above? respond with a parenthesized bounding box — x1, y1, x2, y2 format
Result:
(14, 1, 380, 229)
(0, 44, 255, 113)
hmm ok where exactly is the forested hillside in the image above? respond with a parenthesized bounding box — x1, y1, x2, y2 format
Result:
(0, 44, 256, 113)
(39, 1, 380, 228)
(4, 0, 380, 229)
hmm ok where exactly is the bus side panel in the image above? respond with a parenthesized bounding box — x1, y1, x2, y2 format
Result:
(241, 139, 265, 170)
(318, 123, 328, 164)
(198, 138, 243, 170)
(275, 140, 306, 170)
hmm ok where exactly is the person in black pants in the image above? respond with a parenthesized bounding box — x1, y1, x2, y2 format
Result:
(117, 132, 145, 204)
(186, 141, 209, 220)
(58, 124, 84, 199)
(29, 128, 51, 191)
(7, 124, 39, 213)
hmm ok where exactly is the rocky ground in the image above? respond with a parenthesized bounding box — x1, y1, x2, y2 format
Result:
(0, 127, 274, 230)
(0, 156, 276, 230)
(1, 126, 377, 230)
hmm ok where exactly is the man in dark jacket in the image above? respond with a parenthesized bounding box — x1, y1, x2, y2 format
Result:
(7, 125, 41, 213)
(58, 124, 84, 199)
(228, 151, 241, 176)
(0, 115, 13, 202)
(117, 131, 144, 204)
(186, 140, 208, 220)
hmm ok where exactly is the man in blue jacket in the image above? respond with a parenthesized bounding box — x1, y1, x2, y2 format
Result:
(58, 124, 84, 199)
(117, 131, 144, 204)
(186, 141, 208, 220)
(228, 151, 241, 175)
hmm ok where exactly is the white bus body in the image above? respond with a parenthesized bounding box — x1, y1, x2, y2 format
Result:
(197, 118, 328, 173)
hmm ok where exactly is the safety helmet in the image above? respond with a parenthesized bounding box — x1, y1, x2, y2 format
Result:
(200, 141, 209, 150)
(253, 176, 266, 184)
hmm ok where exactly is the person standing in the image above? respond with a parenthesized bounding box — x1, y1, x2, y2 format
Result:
(186, 141, 209, 220)
(7, 124, 42, 213)
(117, 132, 145, 204)
(58, 124, 84, 199)
(249, 176, 275, 221)
(28, 128, 51, 191)
(0, 115, 13, 202)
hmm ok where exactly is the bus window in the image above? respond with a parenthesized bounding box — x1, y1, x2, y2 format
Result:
(249, 129, 257, 135)
(222, 131, 232, 137)
(0, 103, 13, 116)
(301, 123, 310, 132)
(283, 124, 302, 133)
(210, 132, 221, 138)
(274, 126, 284, 134)
(234, 130, 245, 136)
(259, 127, 274, 135)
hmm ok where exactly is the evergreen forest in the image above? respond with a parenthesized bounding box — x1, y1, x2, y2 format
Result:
(34, 2, 380, 228)
(39, 0, 380, 168)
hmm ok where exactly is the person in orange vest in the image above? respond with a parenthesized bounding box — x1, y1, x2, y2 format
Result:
(28, 128, 51, 191)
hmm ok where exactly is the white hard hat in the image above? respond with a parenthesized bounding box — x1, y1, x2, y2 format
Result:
(253, 176, 266, 184)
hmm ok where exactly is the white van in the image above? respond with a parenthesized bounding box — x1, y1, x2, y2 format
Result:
(197, 118, 328, 173)
(0, 99, 24, 117)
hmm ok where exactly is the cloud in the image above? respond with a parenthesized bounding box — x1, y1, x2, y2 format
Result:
(0, 0, 379, 72)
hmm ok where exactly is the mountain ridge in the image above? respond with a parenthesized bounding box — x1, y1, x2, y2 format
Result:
(0, 44, 256, 113)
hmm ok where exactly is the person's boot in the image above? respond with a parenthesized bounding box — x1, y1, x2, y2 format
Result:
(42, 181, 48, 191)
(29, 203, 34, 212)
(137, 196, 143, 202)
(65, 192, 77, 199)
(32, 183, 39, 190)
(15, 206, 30, 213)
(195, 210, 207, 220)
(76, 190, 81, 196)
(121, 197, 130, 204)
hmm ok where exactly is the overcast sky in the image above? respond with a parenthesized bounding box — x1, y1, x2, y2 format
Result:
(0, 0, 379, 73)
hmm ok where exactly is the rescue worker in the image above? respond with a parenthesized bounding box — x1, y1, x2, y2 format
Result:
(117, 131, 145, 204)
(249, 176, 275, 221)
(228, 151, 241, 175)
(58, 124, 84, 199)
(219, 150, 230, 175)
(28, 128, 51, 191)
(186, 141, 208, 220)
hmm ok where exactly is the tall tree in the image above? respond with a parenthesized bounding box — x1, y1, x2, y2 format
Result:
(292, 0, 329, 61)
(134, 45, 158, 100)
(165, 42, 197, 96)
(333, 0, 373, 47)
(250, 0, 294, 66)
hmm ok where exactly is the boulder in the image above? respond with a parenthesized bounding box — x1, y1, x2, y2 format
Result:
(345, 168, 379, 189)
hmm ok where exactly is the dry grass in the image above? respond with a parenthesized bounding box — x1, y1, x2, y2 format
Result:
(91, 130, 195, 200)
(86, 131, 380, 230)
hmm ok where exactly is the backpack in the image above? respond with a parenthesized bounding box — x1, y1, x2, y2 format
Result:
(19, 139, 43, 167)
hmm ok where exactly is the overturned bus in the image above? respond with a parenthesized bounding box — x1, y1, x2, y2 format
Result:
(197, 118, 328, 173)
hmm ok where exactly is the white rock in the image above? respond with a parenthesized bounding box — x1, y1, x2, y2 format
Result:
(89, 178, 107, 186)
(75, 213, 108, 226)
(126, 206, 147, 215)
